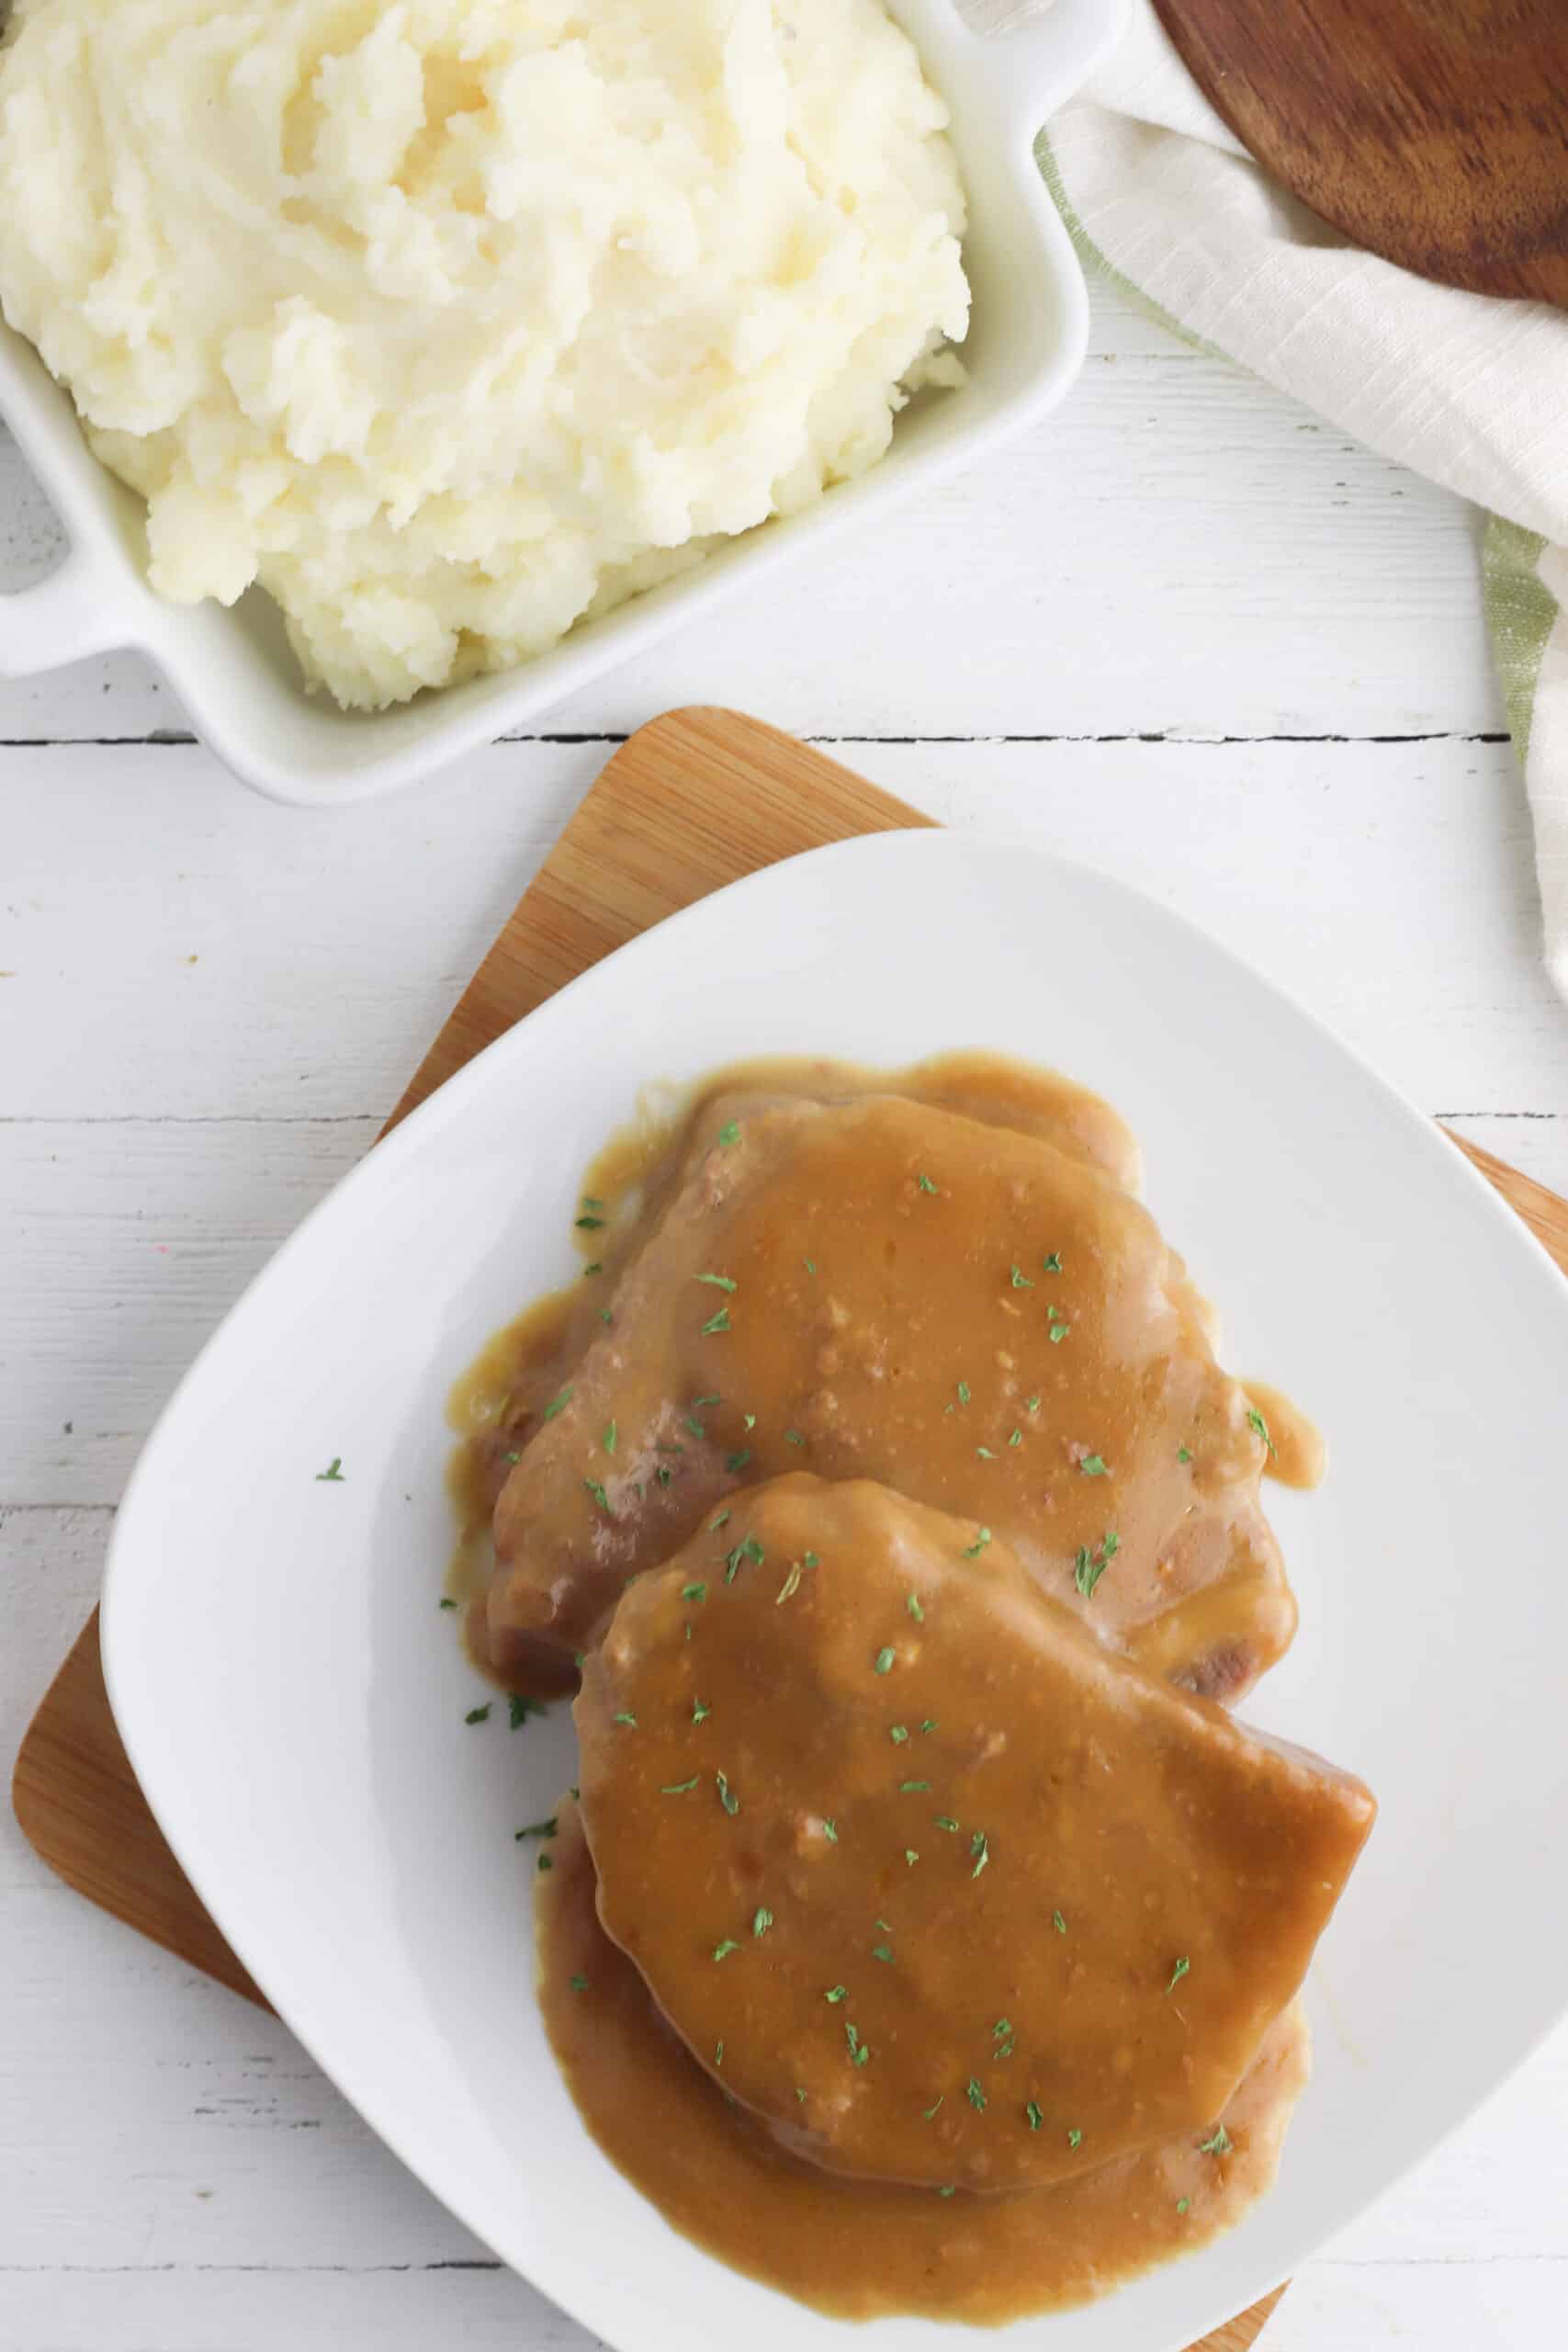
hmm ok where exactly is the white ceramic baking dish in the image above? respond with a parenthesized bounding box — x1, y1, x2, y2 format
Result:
(0, 0, 1124, 803)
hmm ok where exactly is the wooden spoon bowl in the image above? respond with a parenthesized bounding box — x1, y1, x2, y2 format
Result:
(1153, 0, 1568, 307)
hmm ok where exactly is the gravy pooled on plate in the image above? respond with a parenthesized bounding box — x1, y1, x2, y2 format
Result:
(576, 1475, 1374, 2196)
(452, 1055, 1315, 1705)
(538, 1803, 1314, 2324)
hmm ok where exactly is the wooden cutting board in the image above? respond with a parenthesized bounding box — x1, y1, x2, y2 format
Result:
(14, 705, 1568, 2350)
(1152, 0, 1568, 306)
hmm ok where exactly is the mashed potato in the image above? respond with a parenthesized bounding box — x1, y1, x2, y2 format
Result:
(0, 0, 968, 708)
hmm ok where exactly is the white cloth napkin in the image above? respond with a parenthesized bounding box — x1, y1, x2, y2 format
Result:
(1039, 3, 1568, 996)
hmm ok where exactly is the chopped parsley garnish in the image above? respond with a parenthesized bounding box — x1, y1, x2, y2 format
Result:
(1178, 1444, 1193, 1463)
(1054, 1908, 1067, 1934)
(1078, 1453, 1110, 1477)
(655, 1464, 672, 1487)
(716, 1770, 739, 1815)
(581, 1195, 604, 1210)
(742, 1413, 756, 1430)
(919, 1717, 937, 1733)
(583, 1477, 615, 1514)
(1024, 1394, 1041, 1413)
(753, 1906, 773, 1939)
(1010, 1264, 1034, 1289)
(1176, 2196, 1191, 2214)
(993, 2018, 1012, 2040)
(822, 1818, 839, 1843)
(1198, 2124, 1232, 2156)
(955, 1380, 971, 1406)
(965, 2078, 987, 2112)
(695, 1272, 737, 1293)
(905, 1849, 919, 1866)
(872, 1944, 894, 1963)
(874, 1645, 896, 1674)
(602, 1420, 616, 1454)
(1043, 1252, 1064, 1273)
(917, 1173, 940, 1194)
(907, 1592, 925, 1623)
(804, 1551, 820, 1567)
(464, 1704, 491, 1725)
(890, 1724, 909, 1744)
(582, 1261, 602, 1276)
(570, 1974, 588, 1993)
(700, 1306, 731, 1337)
(505, 1449, 521, 1464)
(684, 1415, 707, 1440)
(613, 1711, 637, 1728)
(692, 1700, 711, 1724)
(715, 2041, 724, 2068)
(784, 1429, 805, 1447)
(693, 1394, 721, 1408)
(661, 1776, 700, 1794)
(970, 1830, 990, 1880)
(1048, 1309, 1070, 1344)
(536, 1851, 552, 1871)
(712, 1939, 739, 1962)
(682, 1581, 708, 1602)
(845, 2022, 869, 2066)
(514, 1816, 558, 1841)
(1025, 2101, 1043, 2132)
(574, 1213, 604, 1230)
(934, 1814, 959, 1832)
(923, 2096, 944, 2120)
(1247, 1406, 1278, 1458)
(976, 1445, 996, 1460)
(725, 1533, 764, 1583)
(803, 1257, 816, 1274)
(726, 1449, 751, 1474)
(1074, 1531, 1120, 1599)
(1067, 2127, 1083, 2151)
(1008, 1428, 1022, 1448)
(314, 1457, 345, 1482)
(509, 1693, 546, 1729)
(600, 1309, 613, 1324)
(776, 1561, 804, 1603)
(716, 1121, 740, 1147)
(543, 1389, 572, 1421)
(438, 1597, 457, 1611)
(1167, 1956, 1190, 1995)
(825, 1985, 848, 2004)
(710, 1507, 731, 1531)
(900, 1780, 931, 1793)
(963, 1526, 991, 1558)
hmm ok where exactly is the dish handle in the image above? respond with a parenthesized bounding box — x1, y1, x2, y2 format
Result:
(0, 545, 125, 678)
(963, 0, 1129, 132)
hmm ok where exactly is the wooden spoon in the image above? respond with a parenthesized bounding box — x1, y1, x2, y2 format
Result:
(1152, 0, 1568, 306)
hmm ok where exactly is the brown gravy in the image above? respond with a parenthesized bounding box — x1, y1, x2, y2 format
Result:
(447, 1051, 1344, 2322)
(537, 1804, 1312, 2324)
(576, 1474, 1372, 2198)
(447, 1054, 1320, 1703)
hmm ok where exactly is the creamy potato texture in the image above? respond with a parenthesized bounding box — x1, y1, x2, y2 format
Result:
(0, 0, 969, 707)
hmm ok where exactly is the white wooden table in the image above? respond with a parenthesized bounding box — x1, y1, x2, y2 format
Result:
(3, 275, 1566, 2351)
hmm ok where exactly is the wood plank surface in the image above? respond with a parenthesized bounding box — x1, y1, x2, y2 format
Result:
(12, 705, 1568, 2352)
